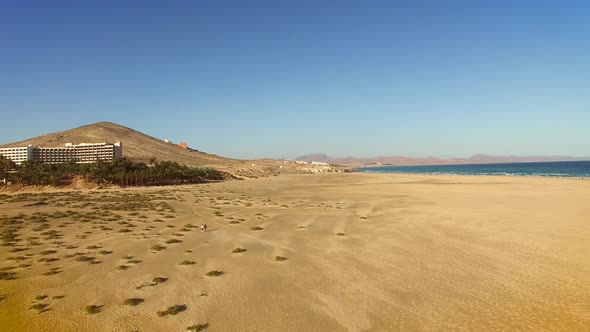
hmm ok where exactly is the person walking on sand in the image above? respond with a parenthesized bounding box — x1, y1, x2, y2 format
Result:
(201, 224, 207, 232)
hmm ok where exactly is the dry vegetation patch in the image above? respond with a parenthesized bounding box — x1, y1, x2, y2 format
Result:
(150, 244, 166, 251)
(74, 255, 96, 263)
(187, 323, 209, 331)
(84, 304, 103, 314)
(179, 260, 195, 265)
(157, 304, 187, 317)
(0, 271, 19, 280)
(123, 298, 144, 306)
(205, 270, 223, 277)
(43, 267, 61, 276)
(29, 303, 49, 313)
(136, 276, 168, 289)
(34, 295, 48, 301)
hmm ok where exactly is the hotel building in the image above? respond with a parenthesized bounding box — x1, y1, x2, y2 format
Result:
(0, 142, 122, 165)
(0, 145, 34, 165)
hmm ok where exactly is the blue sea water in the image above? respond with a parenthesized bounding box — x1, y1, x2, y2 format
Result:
(357, 160, 590, 178)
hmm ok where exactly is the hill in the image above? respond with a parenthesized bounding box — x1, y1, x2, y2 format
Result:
(0, 122, 316, 178)
(296, 153, 589, 166)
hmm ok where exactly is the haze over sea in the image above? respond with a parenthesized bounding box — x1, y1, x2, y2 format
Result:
(358, 160, 590, 177)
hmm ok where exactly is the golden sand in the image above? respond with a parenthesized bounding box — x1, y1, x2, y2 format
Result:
(1, 173, 589, 331)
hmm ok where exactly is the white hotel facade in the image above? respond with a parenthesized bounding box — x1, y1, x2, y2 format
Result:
(0, 142, 122, 165)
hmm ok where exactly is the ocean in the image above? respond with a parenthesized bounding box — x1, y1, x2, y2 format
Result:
(357, 160, 590, 178)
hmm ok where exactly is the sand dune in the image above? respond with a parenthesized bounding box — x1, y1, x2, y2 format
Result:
(1, 173, 589, 331)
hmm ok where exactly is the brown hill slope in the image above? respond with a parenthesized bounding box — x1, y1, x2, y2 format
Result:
(0, 121, 314, 177)
(1, 121, 229, 164)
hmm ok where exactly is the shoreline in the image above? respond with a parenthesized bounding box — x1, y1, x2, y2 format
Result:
(353, 159, 590, 168)
(353, 159, 590, 178)
(355, 170, 588, 179)
(0, 171, 587, 194)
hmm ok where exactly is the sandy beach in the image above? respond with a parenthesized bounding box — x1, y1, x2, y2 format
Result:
(1, 173, 589, 331)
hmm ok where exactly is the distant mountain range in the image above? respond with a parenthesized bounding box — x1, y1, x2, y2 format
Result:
(295, 153, 589, 167)
(2, 122, 586, 171)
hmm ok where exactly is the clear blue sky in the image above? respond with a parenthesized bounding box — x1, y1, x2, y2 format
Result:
(1, 1, 589, 159)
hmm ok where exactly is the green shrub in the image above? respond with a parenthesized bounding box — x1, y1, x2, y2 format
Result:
(6, 158, 224, 187)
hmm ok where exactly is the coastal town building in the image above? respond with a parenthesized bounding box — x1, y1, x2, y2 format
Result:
(0, 142, 122, 165)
